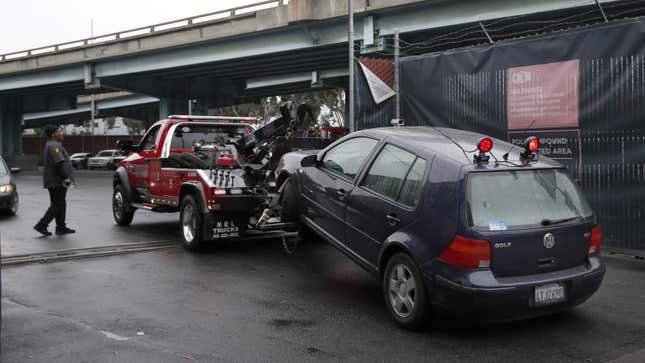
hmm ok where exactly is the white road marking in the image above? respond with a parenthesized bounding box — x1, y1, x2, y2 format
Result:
(100, 330, 130, 341)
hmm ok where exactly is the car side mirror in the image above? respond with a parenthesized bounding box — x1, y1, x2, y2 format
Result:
(10, 167, 20, 174)
(301, 154, 319, 167)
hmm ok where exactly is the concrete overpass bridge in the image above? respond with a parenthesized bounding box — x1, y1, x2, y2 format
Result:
(0, 0, 624, 155)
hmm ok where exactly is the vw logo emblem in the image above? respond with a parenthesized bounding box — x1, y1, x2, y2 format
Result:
(543, 233, 555, 249)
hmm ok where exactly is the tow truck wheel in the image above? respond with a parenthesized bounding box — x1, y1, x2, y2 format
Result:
(113, 185, 135, 226)
(180, 194, 204, 251)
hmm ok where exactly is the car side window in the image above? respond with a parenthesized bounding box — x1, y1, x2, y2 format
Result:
(398, 157, 427, 207)
(321, 137, 378, 180)
(141, 126, 160, 150)
(361, 144, 417, 201)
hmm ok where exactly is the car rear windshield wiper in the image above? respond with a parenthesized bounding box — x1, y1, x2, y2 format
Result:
(540, 217, 579, 226)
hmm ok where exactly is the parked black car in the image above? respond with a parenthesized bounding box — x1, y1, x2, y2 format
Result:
(88, 149, 126, 170)
(70, 152, 93, 169)
(0, 155, 19, 216)
(276, 126, 604, 329)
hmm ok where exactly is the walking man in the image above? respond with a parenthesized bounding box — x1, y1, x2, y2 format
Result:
(34, 125, 76, 236)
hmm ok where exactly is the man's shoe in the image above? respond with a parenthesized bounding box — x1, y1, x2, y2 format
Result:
(55, 227, 76, 235)
(34, 224, 52, 236)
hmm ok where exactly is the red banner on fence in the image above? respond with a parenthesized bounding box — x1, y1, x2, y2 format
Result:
(507, 60, 579, 130)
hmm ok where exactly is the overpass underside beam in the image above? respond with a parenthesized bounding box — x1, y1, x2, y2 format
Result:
(0, 96, 23, 155)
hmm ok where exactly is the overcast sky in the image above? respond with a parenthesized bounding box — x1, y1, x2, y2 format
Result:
(0, 0, 264, 54)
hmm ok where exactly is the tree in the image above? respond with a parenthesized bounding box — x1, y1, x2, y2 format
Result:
(122, 118, 146, 135)
(208, 88, 346, 130)
(104, 117, 117, 130)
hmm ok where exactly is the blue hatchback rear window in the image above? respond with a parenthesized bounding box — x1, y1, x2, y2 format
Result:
(467, 169, 593, 230)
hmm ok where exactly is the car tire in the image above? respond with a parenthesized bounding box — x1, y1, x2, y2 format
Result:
(8, 193, 18, 216)
(180, 194, 205, 251)
(279, 178, 320, 240)
(113, 185, 135, 226)
(383, 252, 431, 330)
(279, 178, 300, 231)
(279, 178, 299, 222)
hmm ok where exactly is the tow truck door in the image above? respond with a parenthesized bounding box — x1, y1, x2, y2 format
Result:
(130, 125, 161, 189)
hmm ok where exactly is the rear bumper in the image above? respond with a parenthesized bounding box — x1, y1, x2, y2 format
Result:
(425, 256, 605, 321)
(202, 195, 264, 241)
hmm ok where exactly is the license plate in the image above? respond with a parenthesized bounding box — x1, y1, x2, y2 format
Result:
(534, 283, 566, 306)
(211, 220, 240, 239)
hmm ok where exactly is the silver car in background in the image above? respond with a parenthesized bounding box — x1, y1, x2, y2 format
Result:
(70, 152, 93, 169)
(88, 150, 126, 170)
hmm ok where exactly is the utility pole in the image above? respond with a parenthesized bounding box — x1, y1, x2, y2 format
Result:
(90, 96, 95, 135)
(89, 18, 95, 150)
(348, 0, 355, 132)
(394, 30, 400, 120)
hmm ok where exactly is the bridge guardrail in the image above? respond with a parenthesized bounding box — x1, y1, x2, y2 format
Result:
(0, 0, 284, 62)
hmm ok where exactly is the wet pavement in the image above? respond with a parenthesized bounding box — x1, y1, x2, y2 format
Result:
(0, 170, 178, 257)
(2, 171, 645, 362)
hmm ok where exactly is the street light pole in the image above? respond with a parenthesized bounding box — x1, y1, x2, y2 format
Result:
(348, 0, 355, 132)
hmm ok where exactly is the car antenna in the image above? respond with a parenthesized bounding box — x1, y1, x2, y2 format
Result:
(431, 126, 472, 162)
(503, 119, 537, 161)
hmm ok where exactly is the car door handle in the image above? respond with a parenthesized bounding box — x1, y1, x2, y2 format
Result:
(336, 189, 346, 201)
(386, 213, 400, 226)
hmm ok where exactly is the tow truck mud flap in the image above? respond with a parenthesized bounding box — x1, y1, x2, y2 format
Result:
(203, 213, 247, 240)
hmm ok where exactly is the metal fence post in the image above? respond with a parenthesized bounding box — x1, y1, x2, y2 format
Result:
(394, 30, 400, 120)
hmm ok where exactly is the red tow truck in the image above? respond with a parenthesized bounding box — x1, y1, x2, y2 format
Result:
(112, 103, 313, 250)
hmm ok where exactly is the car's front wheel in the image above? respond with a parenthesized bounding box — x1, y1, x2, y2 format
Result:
(383, 252, 430, 330)
(113, 185, 135, 226)
(180, 194, 204, 251)
(279, 178, 299, 226)
(9, 192, 18, 215)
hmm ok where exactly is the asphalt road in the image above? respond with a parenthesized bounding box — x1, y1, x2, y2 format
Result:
(0, 170, 178, 257)
(2, 171, 645, 362)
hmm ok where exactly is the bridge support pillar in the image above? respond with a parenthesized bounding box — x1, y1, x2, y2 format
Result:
(0, 96, 23, 156)
(159, 96, 190, 118)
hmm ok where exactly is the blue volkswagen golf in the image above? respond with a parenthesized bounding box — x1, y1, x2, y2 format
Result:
(276, 126, 604, 329)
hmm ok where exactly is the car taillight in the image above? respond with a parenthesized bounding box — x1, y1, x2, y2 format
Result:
(438, 235, 491, 269)
(588, 225, 602, 255)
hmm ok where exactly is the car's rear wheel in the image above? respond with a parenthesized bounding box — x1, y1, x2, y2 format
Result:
(113, 185, 135, 226)
(383, 253, 430, 330)
(180, 194, 204, 251)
